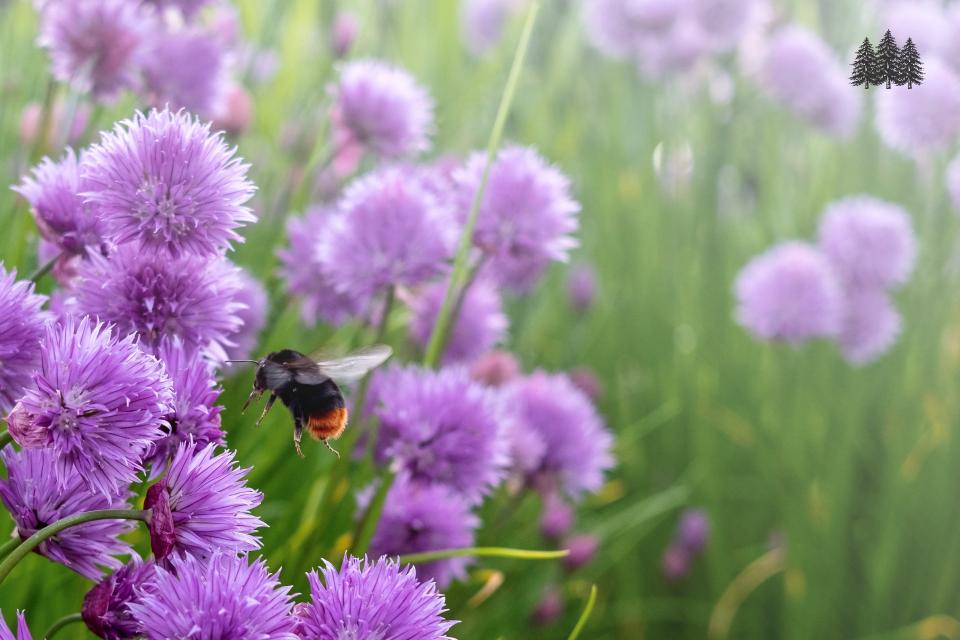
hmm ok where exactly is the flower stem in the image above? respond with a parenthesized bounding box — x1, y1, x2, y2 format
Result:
(422, 0, 540, 369)
(0, 430, 11, 450)
(398, 546, 569, 565)
(567, 584, 598, 640)
(350, 468, 395, 557)
(29, 250, 64, 283)
(0, 538, 19, 562)
(43, 613, 83, 639)
(0, 509, 149, 586)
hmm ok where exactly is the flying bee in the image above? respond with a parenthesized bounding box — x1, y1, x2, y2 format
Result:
(227, 345, 392, 458)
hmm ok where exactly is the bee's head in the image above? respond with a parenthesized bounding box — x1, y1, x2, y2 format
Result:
(265, 349, 306, 365)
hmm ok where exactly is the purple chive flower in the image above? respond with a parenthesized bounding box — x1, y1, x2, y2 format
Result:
(0, 447, 136, 580)
(582, 0, 687, 60)
(0, 611, 32, 640)
(531, 587, 563, 626)
(73, 245, 245, 358)
(540, 491, 574, 540)
(212, 82, 254, 137)
(297, 555, 457, 640)
(568, 367, 602, 402)
(14, 149, 106, 260)
(817, 196, 916, 290)
(733, 242, 844, 343)
(145, 442, 264, 561)
(19, 97, 91, 148)
(37, 0, 149, 100)
(885, 0, 949, 64)
(142, 341, 224, 477)
(456, 145, 580, 291)
(838, 288, 902, 366)
(279, 206, 365, 327)
(330, 59, 435, 158)
(82, 557, 155, 640)
(470, 350, 521, 388)
(82, 108, 256, 257)
(567, 262, 597, 312)
(563, 534, 599, 571)
(676, 508, 710, 555)
(0, 266, 48, 414)
(128, 552, 298, 640)
(370, 365, 508, 504)
(461, 0, 522, 56)
(367, 477, 479, 588)
(506, 371, 614, 500)
(635, 18, 708, 79)
(224, 268, 268, 362)
(318, 169, 456, 300)
(408, 279, 508, 365)
(144, 0, 213, 20)
(876, 58, 960, 156)
(331, 11, 358, 58)
(661, 543, 690, 582)
(142, 27, 228, 118)
(7, 317, 173, 496)
(757, 26, 860, 138)
(692, 0, 760, 52)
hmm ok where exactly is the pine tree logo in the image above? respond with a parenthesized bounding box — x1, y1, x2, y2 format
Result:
(898, 37, 924, 89)
(849, 29, 923, 89)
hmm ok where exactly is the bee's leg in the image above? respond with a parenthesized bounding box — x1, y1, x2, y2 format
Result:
(241, 388, 262, 413)
(255, 393, 277, 427)
(322, 439, 340, 459)
(293, 418, 305, 459)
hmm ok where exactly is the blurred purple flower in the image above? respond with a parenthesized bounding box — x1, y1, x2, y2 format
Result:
(635, 17, 708, 78)
(758, 26, 860, 138)
(568, 367, 602, 402)
(506, 371, 614, 500)
(279, 206, 365, 327)
(567, 262, 597, 312)
(0, 447, 136, 580)
(456, 145, 580, 291)
(319, 168, 456, 300)
(370, 365, 508, 504)
(142, 27, 228, 118)
(461, 0, 522, 56)
(676, 508, 710, 555)
(817, 196, 916, 290)
(19, 97, 91, 147)
(470, 350, 521, 388)
(82, 557, 154, 640)
(408, 278, 508, 365)
(298, 555, 457, 640)
(14, 149, 106, 260)
(225, 268, 268, 361)
(563, 534, 599, 571)
(661, 543, 690, 582)
(74, 245, 245, 358)
(144, 0, 213, 20)
(876, 58, 960, 156)
(734, 242, 844, 343)
(212, 82, 254, 137)
(38, 0, 149, 100)
(82, 108, 255, 257)
(884, 0, 949, 62)
(582, 0, 688, 60)
(367, 476, 479, 588)
(331, 59, 434, 158)
(0, 610, 32, 640)
(531, 586, 563, 626)
(7, 317, 172, 497)
(128, 552, 299, 640)
(838, 288, 902, 366)
(0, 266, 48, 414)
(331, 11, 358, 58)
(144, 442, 264, 561)
(691, 0, 760, 52)
(540, 491, 574, 540)
(142, 341, 224, 478)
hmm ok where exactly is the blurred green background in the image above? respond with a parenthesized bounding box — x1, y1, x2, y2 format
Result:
(2, 0, 960, 638)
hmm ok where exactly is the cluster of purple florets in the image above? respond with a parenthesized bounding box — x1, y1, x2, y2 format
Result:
(0, 3, 618, 637)
(734, 195, 916, 365)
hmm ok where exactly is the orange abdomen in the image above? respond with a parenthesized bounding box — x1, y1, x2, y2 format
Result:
(307, 407, 349, 441)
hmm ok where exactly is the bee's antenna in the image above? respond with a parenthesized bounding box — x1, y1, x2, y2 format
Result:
(223, 359, 260, 364)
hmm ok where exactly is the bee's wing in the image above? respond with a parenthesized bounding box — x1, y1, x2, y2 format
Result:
(314, 344, 393, 384)
(281, 354, 330, 386)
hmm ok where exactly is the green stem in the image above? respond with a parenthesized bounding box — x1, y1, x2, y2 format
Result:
(0, 430, 11, 450)
(567, 585, 598, 640)
(0, 538, 19, 562)
(0, 509, 149, 586)
(422, 0, 540, 369)
(29, 251, 63, 283)
(398, 546, 569, 565)
(350, 469, 395, 557)
(43, 613, 84, 639)
(30, 79, 57, 164)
